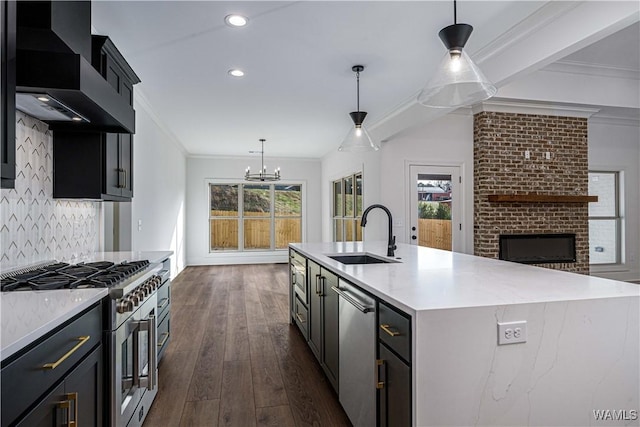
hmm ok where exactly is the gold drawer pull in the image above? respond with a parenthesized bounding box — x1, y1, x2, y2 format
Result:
(380, 324, 400, 337)
(43, 336, 90, 370)
(376, 359, 385, 389)
(157, 332, 170, 348)
(295, 313, 305, 324)
(58, 392, 78, 427)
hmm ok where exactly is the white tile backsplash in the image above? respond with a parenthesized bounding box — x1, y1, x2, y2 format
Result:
(0, 112, 100, 270)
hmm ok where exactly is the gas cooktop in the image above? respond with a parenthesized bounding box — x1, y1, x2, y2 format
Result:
(0, 260, 150, 292)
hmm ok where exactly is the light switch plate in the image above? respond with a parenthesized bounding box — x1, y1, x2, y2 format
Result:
(497, 321, 527, 345)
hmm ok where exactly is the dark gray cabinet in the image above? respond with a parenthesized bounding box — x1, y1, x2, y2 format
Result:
(377, 301, 412, 427)
(308, 260, 322, 359)
(1, 0, 16, 189)
(17, 345, 103, 427)
(306, 260, 339, 392)
(1, 303, 103, 427)
(53, 131, 133, 200)
(378, 343, 411, 427)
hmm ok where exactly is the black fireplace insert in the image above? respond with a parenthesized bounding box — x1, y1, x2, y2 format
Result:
(499, 234, 576, 264)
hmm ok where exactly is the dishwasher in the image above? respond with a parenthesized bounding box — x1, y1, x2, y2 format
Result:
(332, 279, 376, 427)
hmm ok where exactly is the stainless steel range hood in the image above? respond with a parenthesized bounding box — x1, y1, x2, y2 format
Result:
(15, 1, 136, 133)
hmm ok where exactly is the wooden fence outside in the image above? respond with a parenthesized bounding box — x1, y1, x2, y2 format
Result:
(210, 214, 301, 250)
(418, 219, 451, 251)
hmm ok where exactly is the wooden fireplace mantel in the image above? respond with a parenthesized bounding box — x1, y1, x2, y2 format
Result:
(487, 194, 599, 203)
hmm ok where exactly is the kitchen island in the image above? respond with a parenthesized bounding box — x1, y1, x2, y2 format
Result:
(290, 241, 640, 426)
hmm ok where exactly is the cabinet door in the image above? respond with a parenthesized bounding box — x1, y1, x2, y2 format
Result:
(103, 133, 120, 196)
(64, 346, 103, 427)
(378, 344, 411, 427)
(1, 0, 16, 189)
(321, 268, 339, 391)
(119, 133, 133, 198)
(307, 260, 322, 361)
(14, 382, 65, 427)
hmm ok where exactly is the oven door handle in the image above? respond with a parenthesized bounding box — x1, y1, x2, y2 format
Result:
(135, 314, 157, 390)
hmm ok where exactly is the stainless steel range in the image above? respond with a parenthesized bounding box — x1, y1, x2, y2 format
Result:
(0, 259, 162, 427)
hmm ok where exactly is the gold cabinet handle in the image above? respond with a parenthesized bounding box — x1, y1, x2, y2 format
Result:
(157, 332, 170, 348)
(43, 336, 90, 370)
(295, 313, 305, 323)
(58, 392, 78, 427)
(376, 359, 385, 389)
(380, 324, 400, 337)
(158, 297, 169, 310)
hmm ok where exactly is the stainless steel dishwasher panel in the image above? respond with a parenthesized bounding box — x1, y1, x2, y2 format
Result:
(334, 279, 376, 427)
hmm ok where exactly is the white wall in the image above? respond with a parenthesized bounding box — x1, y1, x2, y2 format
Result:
(130, 97, 187, 278)
(588, 119, 640, 282)
(186, 156, 321, 265)
(380, 113, 475, 254)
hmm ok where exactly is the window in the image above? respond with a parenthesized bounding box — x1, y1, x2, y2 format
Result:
(332, 173, 363, 242)
(588, 171, 622, 265)
(209, 183, 302, 252)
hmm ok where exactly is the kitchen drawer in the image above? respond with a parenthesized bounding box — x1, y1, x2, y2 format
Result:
(378, 301, 411, 363)
(157, 314, 170, 362)
(1, 303, 102, 425)
(290, 249, 306, 266)
(293, 296, 308, 340)
(157, 279, 171, 320)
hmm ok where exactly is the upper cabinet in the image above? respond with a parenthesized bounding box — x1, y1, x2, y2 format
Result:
(1, 0, 17, 189)
(91, 36, 140, 108)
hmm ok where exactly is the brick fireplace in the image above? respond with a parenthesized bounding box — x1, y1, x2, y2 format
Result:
(473, 111, 590, 274)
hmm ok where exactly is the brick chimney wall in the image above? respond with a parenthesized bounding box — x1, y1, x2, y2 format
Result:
(473, 111, 590, 274)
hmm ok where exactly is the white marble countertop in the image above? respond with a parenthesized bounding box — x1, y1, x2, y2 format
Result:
(76, 251, 173, 265)
(290, 242, 640, 315)
(1, 288, 107, 361)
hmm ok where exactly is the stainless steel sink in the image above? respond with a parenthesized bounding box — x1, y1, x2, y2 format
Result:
(327, 254, 399, 265)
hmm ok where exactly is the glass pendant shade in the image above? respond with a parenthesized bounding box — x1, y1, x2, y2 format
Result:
(417, 49, 496, 108)
(338, 119, 379, 152)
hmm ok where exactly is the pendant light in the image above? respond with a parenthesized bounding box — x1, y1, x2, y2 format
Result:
(338, 65, 380, 152)
(245, 139, 281, 182)
(417, 0, 496, 108)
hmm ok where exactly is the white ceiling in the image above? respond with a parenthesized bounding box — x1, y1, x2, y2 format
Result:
(91, 1, 638, 158)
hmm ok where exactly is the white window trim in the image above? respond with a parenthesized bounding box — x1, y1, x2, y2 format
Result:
(588, 169, 626, 271)
(204, 178, 307, 262)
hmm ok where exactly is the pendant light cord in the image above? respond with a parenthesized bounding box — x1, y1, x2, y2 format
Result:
(356, 69, 360, 112)
(453, 0, 457, 24)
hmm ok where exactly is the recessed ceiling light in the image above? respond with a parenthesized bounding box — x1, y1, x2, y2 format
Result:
(72, 117, 83, 121)
(37, 96, 50, 102)
(228, 69, 245, 77)
(225, 14, 248, 27)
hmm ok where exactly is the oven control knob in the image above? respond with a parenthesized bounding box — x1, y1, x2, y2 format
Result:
(130, 293, 141, 306)
(116, 298, 134, 314)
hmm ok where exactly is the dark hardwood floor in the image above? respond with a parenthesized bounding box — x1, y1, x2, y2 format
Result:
(143, 264, 351, 427)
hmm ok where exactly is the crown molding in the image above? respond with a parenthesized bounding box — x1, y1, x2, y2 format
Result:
(543, 60, 640, 80)
(472, 98, 600, 118)
(589, 113, 640, 127)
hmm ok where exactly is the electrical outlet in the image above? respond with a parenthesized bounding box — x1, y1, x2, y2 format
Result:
(524, 150, 530, 160)
(545, 151, 551, 160)
(72, 221, 81, 239)
(497, 321, 527, 345)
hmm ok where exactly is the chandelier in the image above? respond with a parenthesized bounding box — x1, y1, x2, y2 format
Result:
(245, 139, 281, 182)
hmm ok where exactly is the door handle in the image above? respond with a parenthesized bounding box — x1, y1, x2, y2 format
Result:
(411, 226, 416, 231)
(411, 235, 417, 240)
(315, 274, 321, 295)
